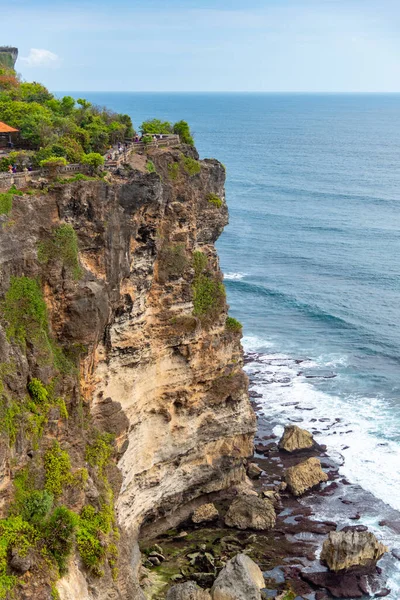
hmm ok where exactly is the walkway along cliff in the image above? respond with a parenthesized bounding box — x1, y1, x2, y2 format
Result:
(0, 142, 256, 599)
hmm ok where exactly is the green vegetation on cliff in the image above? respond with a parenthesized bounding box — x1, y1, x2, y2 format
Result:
(192, 251, 226, 325)
(141, 118, 194, 145)
(38, 224, 82, 279)
(0, 70, 134, 170)
(207, 193, 223, 208)
(225, 316, 243, 332)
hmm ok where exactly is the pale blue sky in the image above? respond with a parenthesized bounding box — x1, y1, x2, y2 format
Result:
(2, 0, 400, 91)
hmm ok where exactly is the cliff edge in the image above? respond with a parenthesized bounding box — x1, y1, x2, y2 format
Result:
(0, 144, 256, 599)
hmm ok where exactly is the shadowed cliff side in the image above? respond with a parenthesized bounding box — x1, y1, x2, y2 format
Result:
(0, 144, 255, 599)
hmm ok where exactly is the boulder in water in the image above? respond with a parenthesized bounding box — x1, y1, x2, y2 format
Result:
(321, 528, 388, 572)
(224, 495, 276, 530)
(211, 553, 265, 600)
(284, 457, 328, 496)
(278, 424, 314, 453)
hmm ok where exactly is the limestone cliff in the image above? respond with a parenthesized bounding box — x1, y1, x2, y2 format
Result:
(0, 144, 256, 599)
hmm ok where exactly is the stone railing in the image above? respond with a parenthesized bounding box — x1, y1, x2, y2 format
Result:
(104, 135, 180, 168)
(0, 135, 181, 190)
(0, 164, 87, 191)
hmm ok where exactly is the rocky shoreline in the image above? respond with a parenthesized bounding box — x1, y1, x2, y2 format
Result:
(139, 351, 396, 600)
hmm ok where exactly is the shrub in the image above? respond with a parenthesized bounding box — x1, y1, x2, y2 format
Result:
(27, 378, 49, 405)
(21, 490, 53, 523)
(192, 251, 226, 324)
(207, 193, 223, 208)
(193, 251, 208, 277)
(38, 224, 82, 280)
(0, 515, 38, 596)
(0, 400, 21, 446)
(183, 156, 201, 176)
(44, 441, 72, 496)
(168, 162, 179, 180)
(81, 152, 104, 174)
(76, 503, 114, 575)
(76, 525, 105, 575)
(146, 160, 156, 173)
(225, 316, 242, 332)
(193, 275, 226, 321)
(173, 121, 194, 145)
(40, 156, 68, 173)
(85, 432, 114, 475)
(45, 506, 77, 574)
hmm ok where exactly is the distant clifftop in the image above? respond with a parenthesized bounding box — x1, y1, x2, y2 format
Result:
(0, 46, 18, 69)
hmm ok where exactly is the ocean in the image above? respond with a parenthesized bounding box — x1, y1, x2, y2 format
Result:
(66, 92, 400, 596)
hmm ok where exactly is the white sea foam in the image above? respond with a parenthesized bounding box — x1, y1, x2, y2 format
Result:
(223, 272, 246, 280)
(244, 343, 400, 513)
(244, 338, 400, 597)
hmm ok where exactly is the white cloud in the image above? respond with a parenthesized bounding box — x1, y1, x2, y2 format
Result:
(21, 48, 60, 68)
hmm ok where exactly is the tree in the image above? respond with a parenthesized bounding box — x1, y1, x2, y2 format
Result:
(140, 119, 172, 135)
(173, 120, 194, 146)
(77, 98, 91, 110)
(19, 82, 53, 104)
(81, 152, 104, 174)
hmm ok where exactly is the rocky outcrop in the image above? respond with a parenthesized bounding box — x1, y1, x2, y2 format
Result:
(0, 145, 256, 599)
(166, 581, 211, 600)
(301, 528, 388, 598)
(321, 528, 388, 572)
(284, 457, 328, 496)
(192, 503, 219, 524)
(211, 553, 265, 600)
(278, 425, 314, 452)
(224, 495, 276, 530)
(247, 462, 263, 479)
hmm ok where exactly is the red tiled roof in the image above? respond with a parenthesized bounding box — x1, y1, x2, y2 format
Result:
(0, 121, 18, 133)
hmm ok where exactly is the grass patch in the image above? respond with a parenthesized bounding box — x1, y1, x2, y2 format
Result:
(225, 316, 242, 333)
(38, 223, 82, 280)
(3, 276, 48, 348)
(207, 193, 223, 208)
(168, 162, 179, 180)
(0, 185, 23, 216)
(146, 160, 156, 173)
(183, 156, 201, 176)
(55, 173, 96, 184)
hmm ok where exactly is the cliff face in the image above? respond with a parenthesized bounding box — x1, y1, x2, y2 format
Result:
(0, 145, 256, 599)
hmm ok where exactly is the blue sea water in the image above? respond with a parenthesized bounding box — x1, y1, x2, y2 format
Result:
(67, 92, 400, 593)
